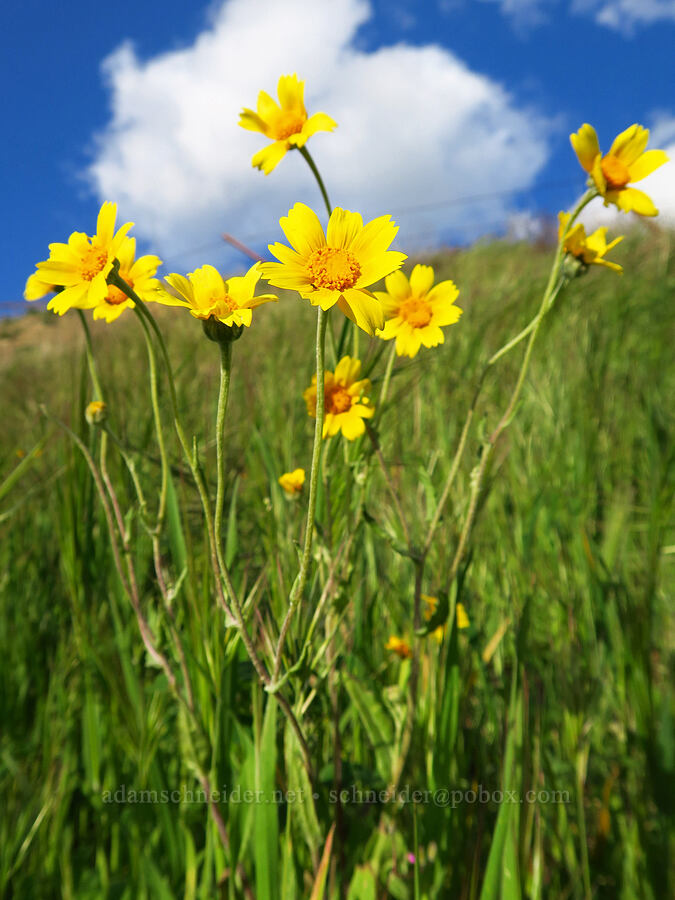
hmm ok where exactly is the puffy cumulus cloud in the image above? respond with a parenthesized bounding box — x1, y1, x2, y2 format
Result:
(572, 0, 675, 34)
(578, 114, 674, 231)
(87, 0, 550, 272)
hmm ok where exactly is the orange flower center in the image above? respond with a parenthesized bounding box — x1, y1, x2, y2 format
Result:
(106, 272, 133, 306)
(326, 385, 352, 415)
(274, 111, 306, 141)
(214, 293, 237, 312)
(306, 247, 361, 292)
(400, 297, 432, 328)
(601, 154, 631, 190)
(80, 245, 109, 282)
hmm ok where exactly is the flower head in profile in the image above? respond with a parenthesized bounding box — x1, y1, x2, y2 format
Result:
(26, 202, 133, 315)
(278, 469, 305, 496)
(239, 74, 337, 175)
(375, 264, 462, 357)
(262, 203, 406, 335)
(570, 123, 668, 216)
(303, 356, 374, 440)
(92, 237, 162, 322)
(385, 635, 412, 660)
(158, 262, 277, 328)
(558, 212, 623, 274)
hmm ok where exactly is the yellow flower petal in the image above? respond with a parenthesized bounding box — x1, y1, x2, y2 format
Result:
(334, 355, 362, 385)
(301, 112, 337, 138)
(609, 124, 648, 165)
(96, 201, 117, 246)
(252, 141, 288, 175)
(256, 90, 279, 120)
(326, 208, 364, 250)
(341, 288, 385, 335)
(280, 203, 326, 256)
(24, 273, 54, 300)
(570, 124, 600, 173)
(277, 73, 305, 112)
(409, 264, 434, 297)
(612, 187, 658, 216)
(383, 269, 410, 301)
(626, 149, 669, 183)
(239, 108, 268, 134)
(340, 411, 367, 440)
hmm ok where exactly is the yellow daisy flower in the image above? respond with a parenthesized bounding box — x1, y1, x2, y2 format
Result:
(239, 73, 337, 175)
(375, 264, 462, 358)
(570, 123, 669, 216)
(28, 202, 133, 315)
(558, 212, 623, 274)
(303, 356, 375, 441)
(157, 262, 277, 327)
(278, 468, 306, 496)
(385, 635, 412, 660)
(91, 237, 162, 323)
(262, 203, 406, 335)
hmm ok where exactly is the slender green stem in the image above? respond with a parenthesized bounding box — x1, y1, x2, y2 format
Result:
(298, 146, 332, 216)
(134, 309, 169, 528)
(443, 190, 596, 580)
(108, 271, 235, 622)
(76, 311, 104, 401)
(576, 750, 593, 900)
(273, 307, 328, 681)
(487, 276, 565, 368)
(215, 341, 233, 549)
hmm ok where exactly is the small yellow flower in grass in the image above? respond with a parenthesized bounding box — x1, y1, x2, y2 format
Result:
(27, 202, 133, 315)
(385, 635, 412, 660)
(261, 203, 406, 335)
(456, 603, 470, 630)
(278, 468, 305, 496)
(570, 123, 668, 216)
(85, 400, 107, 426)
(558, 212, 623, 274)
(93, 237, 162, 322)
(422, 594, 469, 641)
(375, 264, 462, 358)
(303, 356, 374, 440)
(158, 262, 277, 327)
(239, 74, 337, 175)
(422, 594, 445, 643)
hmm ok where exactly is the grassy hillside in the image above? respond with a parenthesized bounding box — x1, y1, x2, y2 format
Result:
(1, 231, 673, 898)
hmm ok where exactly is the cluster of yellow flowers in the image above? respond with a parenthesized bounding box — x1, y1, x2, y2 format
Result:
(25, 76, 668, 454)
(23, 75, 669, 671)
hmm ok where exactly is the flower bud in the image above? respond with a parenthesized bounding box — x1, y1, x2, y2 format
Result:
(202, 317, 244, 344)
(85, 400, 107, 425)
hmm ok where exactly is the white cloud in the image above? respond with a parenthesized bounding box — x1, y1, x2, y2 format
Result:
(572, 0, 675, 34)
(479, 0, 550, 31)
(477, 0, 675, 33)
(88, 0, 550, 272)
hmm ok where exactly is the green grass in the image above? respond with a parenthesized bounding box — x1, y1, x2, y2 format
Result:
(1, 231, 673, 899)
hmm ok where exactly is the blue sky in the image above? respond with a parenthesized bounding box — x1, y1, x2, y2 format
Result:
(4, 0, 674, 312)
